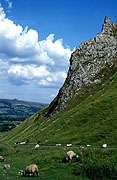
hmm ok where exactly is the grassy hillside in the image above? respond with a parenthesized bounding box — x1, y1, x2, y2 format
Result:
(0, 63, 117, 147)
(0, 99, 48, 134)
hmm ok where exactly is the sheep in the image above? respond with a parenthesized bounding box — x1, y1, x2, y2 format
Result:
(56, 144, 61, 146)
(34, 144, 40, 149)
(87, 145, 91, 147)
(20, 141, 26, 145)
(66, 144, 72, 147)
(23, 164, 38, 177)
(0, 156, 4, 162)
(3, 164, 10, 169)
(102, 144, 107, 148)
(66, 151, 79, 160)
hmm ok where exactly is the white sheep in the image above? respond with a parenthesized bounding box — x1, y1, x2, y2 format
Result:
(3, 164, 10, 169)
(102, 144, 107, 148)
(66, 144, 72, 147)
(20, 141, 26, 145)
(66, 151, 79, 161)
(34, 144, 40, 148)
(23, 164, 38, 177)
(56, 144, 61, 146)
(87, 145, 91, 147)
(0, 155, 4, 162)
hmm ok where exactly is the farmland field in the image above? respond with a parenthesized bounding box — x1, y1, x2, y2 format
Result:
(0, 99, 48, 133)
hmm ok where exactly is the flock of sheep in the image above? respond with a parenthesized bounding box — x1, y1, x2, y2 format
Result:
(0, 143, 107, 177)
(0, 154, 39, 177)
(0, 145, 79, 177)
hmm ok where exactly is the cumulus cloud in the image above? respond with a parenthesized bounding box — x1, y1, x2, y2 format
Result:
(8, 64, 67, 87)
(0, 6, 72, 88)
(8, 65, 50, 79)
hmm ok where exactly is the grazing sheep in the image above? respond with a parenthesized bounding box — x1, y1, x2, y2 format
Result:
(20, 141, 26, 145)
(66, 144, 72, 147)
(56, 144, 61, 146)
(102, 144, 107, 148)
(0, 156, 4, 162)
(66, 151, 79, 160)
(34, 144, 40, 149)
(87, 145, 91, 147)
(3, 164, 10, 169)
(23, 164, 38, 177)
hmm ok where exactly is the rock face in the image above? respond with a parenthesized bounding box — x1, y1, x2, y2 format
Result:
(46, 16, 117, 115)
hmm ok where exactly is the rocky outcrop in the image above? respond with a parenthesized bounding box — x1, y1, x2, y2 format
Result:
(46, 16, 117, 116)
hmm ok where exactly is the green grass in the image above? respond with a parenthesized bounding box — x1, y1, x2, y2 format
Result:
(0, 144, 117, 180)
(0, 64, 117, 147)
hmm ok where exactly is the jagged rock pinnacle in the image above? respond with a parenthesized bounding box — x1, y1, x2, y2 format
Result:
(104, 16, 111, 23)
(46, 16, 117, 115)
(102, 16, 113, 34)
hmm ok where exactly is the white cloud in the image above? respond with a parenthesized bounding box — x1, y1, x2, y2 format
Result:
(0, 7, 72, 65)
(8, 65, 50, 79)
(39, 34, 71, 66)
(8, 64, 67, 87)
(0, 6, 72, 89)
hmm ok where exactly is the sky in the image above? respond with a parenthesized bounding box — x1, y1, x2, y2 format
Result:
(0, 0, 116, 104)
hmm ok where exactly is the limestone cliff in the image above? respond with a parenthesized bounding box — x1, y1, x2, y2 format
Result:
(46, 16, 117, 116)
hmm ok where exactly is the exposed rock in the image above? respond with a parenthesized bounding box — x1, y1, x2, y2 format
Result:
(46, 16, 117, 116)
(102, 16, 113, 35)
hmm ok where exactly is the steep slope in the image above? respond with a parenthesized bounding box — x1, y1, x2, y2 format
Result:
(0, 16, 117, 146)
(46, 16, 117, 114)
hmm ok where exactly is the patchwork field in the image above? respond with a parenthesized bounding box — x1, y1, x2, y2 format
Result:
(0, 99, 48, 133)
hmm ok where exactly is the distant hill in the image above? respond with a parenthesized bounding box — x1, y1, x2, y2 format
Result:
(0, 16, 117, 146)
(0, 98, 48, 133)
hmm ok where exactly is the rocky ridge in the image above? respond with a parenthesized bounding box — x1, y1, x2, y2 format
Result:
(46, 16, 117, 116)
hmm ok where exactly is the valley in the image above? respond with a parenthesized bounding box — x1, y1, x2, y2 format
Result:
(0, 99, 48, 135)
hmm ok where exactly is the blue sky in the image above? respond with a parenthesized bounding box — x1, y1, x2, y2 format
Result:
(0, 0, 116, 103)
